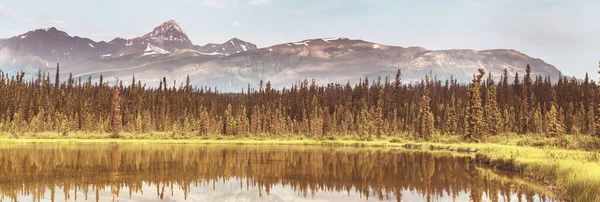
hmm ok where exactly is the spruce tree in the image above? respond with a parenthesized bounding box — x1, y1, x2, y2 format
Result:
(198, 106, 210, 136)
(566, 102, 578, 135)
(135, 113, 143, 133)
(484, 84, 501, 135)
(418, 75, 434, 140)
(223, 104, 235, 136)
(236, 104, 249, 136)
(357, 100, 369, 140)
(532, 104, 543, 134)
(465, 69, 485, 142)
(586, 107, 595, 135)
(547, 90, 563, 137)
(520, 84, 530, 134)
(445, 94, 458, 135)
(111, 78, 122, 138)
(54, 63, 60, 89)
(375, 88, 385, 138)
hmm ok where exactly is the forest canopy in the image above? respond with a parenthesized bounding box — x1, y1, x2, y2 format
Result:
(0, 64, 599, 142)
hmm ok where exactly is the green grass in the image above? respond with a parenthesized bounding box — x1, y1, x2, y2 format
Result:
(473, 145, 600, 202)
(1, 131, 599, 201)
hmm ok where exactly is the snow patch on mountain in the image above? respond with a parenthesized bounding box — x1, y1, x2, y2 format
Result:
(143, 43, 171, 55)
(195, 51, 224, 56)
(292, 40, 310, 46)
(322, 37, 340, 43)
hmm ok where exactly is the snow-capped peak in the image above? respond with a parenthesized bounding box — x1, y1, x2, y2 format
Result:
(160, 21, 181, 33)
(158, 20, 185, 34)
(142, 20, 190, 42)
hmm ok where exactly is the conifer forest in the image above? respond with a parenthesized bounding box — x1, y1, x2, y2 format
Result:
(1, 64, 599, 142)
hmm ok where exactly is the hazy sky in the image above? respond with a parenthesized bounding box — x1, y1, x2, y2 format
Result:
(1, 0, 598, 79)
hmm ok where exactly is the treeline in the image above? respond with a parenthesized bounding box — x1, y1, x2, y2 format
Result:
(0, 63, 599, 141)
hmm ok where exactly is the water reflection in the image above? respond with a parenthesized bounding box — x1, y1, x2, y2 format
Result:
(0, 144, 555, 202)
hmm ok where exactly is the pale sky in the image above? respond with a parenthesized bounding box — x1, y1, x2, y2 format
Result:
(1, 0, 599, 79)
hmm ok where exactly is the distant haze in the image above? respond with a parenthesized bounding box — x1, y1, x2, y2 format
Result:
(1, 0, 599, 79)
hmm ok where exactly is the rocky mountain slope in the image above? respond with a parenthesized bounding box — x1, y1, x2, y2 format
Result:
(0, 20, 257, 74)
(0, 27, 110, 72)
(0, 20, 562, 92)
(194, 38, 258, 56)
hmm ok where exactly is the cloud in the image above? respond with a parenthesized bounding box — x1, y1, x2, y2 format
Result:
(232, 21, 242, 28)
(249, 0, 271, 5)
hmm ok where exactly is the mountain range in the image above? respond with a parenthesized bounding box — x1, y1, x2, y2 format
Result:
(0, 20, 562, 91)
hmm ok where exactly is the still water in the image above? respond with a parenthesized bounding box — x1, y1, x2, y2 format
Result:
(0, 144, 556, 202)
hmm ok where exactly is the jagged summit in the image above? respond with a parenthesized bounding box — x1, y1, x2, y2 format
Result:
(17, 27, 70, 38)
(140, 20, 189, 42)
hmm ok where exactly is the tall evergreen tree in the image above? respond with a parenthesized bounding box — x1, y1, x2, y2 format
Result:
(519, 66, 531, 134)
(418, 75, 434, 140)
(444, 94, 458, 135)
(547, 90, 563, 137)
(55, 63, 60, 89)
(375, 88, 385, 138)
(465, 69, 485, 142)
(484, 83, 501, 135)
(111, 78, 122, 138)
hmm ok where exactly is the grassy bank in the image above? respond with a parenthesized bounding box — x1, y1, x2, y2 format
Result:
(1, 132, 599, 201)
(3, 131, 600, 149)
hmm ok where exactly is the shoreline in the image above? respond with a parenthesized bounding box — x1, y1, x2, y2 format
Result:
(1, 137, 597, 201)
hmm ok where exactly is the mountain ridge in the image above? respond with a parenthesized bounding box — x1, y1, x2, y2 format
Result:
(0, 20, 257, 72)
(0, 20, 563, 92)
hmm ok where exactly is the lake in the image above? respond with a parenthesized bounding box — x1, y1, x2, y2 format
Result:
(0, 143, 557, 202)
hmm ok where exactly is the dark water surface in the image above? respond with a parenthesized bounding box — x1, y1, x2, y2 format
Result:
(0, 144, 557, 202)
